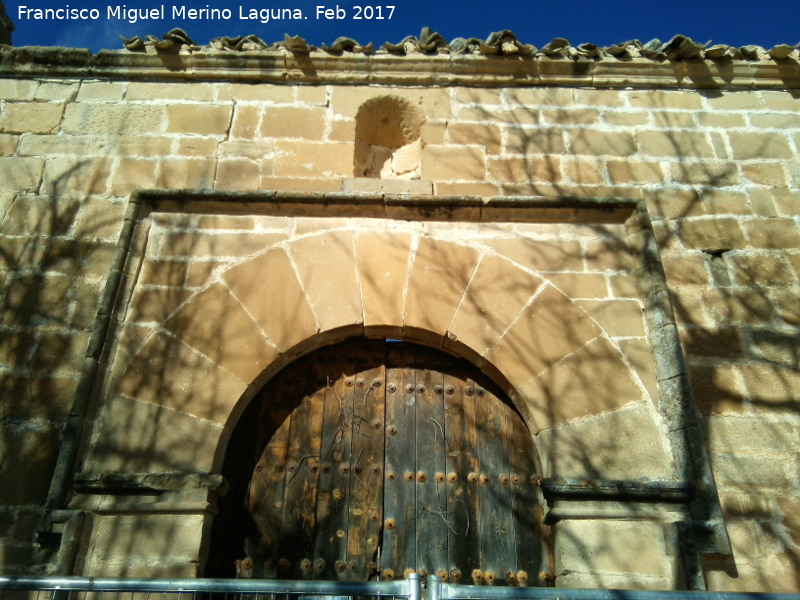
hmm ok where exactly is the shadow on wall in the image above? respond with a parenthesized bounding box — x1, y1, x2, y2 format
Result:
(447, 89, 800, 592)
(0, 83, 796, 593)
(0, 160, 120, 572)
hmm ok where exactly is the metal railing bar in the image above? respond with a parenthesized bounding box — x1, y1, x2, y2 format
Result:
(2, 576, 799, 600)
(0, 577, 414, 598)
(430, 579, 800, 600)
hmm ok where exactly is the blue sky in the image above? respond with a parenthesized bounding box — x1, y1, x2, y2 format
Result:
(6, 0, 799, 53)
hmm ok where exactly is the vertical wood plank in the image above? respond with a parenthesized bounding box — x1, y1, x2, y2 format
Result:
(314, 348, 357, 580)
(248, 416, 290, 577)
(475, 382, 516, 584)
(383, 343, 417, 579)
(444, 369, 480, 584)
(414, 362, 447, 578)
(345, 344, 386, 580)
(506, 401, 542, 583)
(279, 375, 325, 578)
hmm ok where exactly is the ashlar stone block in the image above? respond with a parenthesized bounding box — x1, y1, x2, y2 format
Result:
(88, 393, 224, 473)
(41, 157, 112, 196)
(536, 402, 672, 479)
(678, 218, 748, 251)
(356, 230, 412, 334)
(576, 299, 647, 337)
(728, 132, 794, 160)
(0, 102, 64, 134)
(260, 106, 326, 139)
(84, 513, 206, 578)
(484, 237, 583, 273)
(63, 103, 165, 135)
(224, 247, 318, 353)
(448, 254, 543, 356)
(274, 141, 355, 178)
(404, 237, 480, 338)
(288, 230, 363, 334)
(163, 282, 278, 382)
(521, 336, 647, 430)
(569, 129, 636, 157)
(166, 104, 232, 135)
(420, 145, 485, 181)
(554, 519, 673, 582)
(0, 157, 44, 192)
(114, 331, 248, 426)
(484, 285, 602, 389)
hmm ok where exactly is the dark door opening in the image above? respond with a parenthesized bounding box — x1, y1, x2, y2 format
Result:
(207, 339, 546, 585)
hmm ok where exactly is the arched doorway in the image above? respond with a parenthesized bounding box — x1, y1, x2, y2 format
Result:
(208, 339, 546, 585)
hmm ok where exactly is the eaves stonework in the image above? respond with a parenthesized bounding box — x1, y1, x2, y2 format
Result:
(1, 28, 799, 89)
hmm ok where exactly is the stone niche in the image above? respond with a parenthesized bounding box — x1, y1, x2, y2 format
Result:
(353, 96, 424, 179)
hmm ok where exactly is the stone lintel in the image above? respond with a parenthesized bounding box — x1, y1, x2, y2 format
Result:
(541, 478, 693, 525)
(72, 471, 227, 495)
(541, 477, 692, 503)
(132, 189, 640, 224)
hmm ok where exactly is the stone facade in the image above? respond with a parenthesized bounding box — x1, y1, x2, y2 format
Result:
(0, 43, 798, 593)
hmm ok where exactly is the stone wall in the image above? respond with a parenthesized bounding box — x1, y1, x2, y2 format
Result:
(0, 50, 798, 592)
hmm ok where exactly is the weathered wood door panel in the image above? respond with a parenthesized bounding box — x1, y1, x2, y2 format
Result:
(246, 339, 543, 584)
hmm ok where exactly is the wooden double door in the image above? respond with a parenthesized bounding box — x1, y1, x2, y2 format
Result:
(245, 339, 544, 584)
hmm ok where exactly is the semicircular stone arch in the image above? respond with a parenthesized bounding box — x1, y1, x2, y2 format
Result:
(100, 226, 671, 484)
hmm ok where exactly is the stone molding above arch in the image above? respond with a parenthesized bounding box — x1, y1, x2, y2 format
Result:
(88, 199, 670, 481)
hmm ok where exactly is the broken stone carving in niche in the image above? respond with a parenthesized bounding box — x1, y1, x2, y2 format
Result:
(354, 95, 424, 179)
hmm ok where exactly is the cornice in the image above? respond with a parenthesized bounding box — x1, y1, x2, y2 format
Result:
(1, 38, 798, 89)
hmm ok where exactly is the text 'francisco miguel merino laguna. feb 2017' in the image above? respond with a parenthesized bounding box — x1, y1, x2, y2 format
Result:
(16, 4, 396, 24)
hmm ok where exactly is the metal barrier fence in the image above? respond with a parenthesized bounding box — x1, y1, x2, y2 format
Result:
(2, 575, 800, 600)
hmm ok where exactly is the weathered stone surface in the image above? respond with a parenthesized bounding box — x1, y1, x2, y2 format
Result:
(576, 299, 646, 337)
(163, 283, 278, 382)
(113, 331, 248, 425)
(0, 102, 64, 134)
(214, 159, 262, 191)
(546, 273, 609, 299)
(83, 514, 206, 577)
(356, 230, 412, 334)
(506, 126, 566, 155)
(224, 247, 318, 352)
(274, 141, 355, 177)
(521, 336, 647, 430)
(420, 145, 485, 181)
(260, 107, 326, 139)
(486, 237, 583, 272)
(89, 390, 225, 472)
(636, 130, 715, 158)
(485, 285, 602, 389)
(728, 132, 794, 160)
(554, 519, 673, 583)
(166, 104, 231, 135)
(404, 236, 480, 337)
(0, 157, 44, 192)
(63, 103, 165, 135)
(570, 129, 637, 157)
(628, 89, 703, 110)
(0, 424, 60, 505)
(289, 230, 363, 333)
(447, 123, 502, 154)
(448, 254, 543, 356)
(536, 402, 672, 478)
